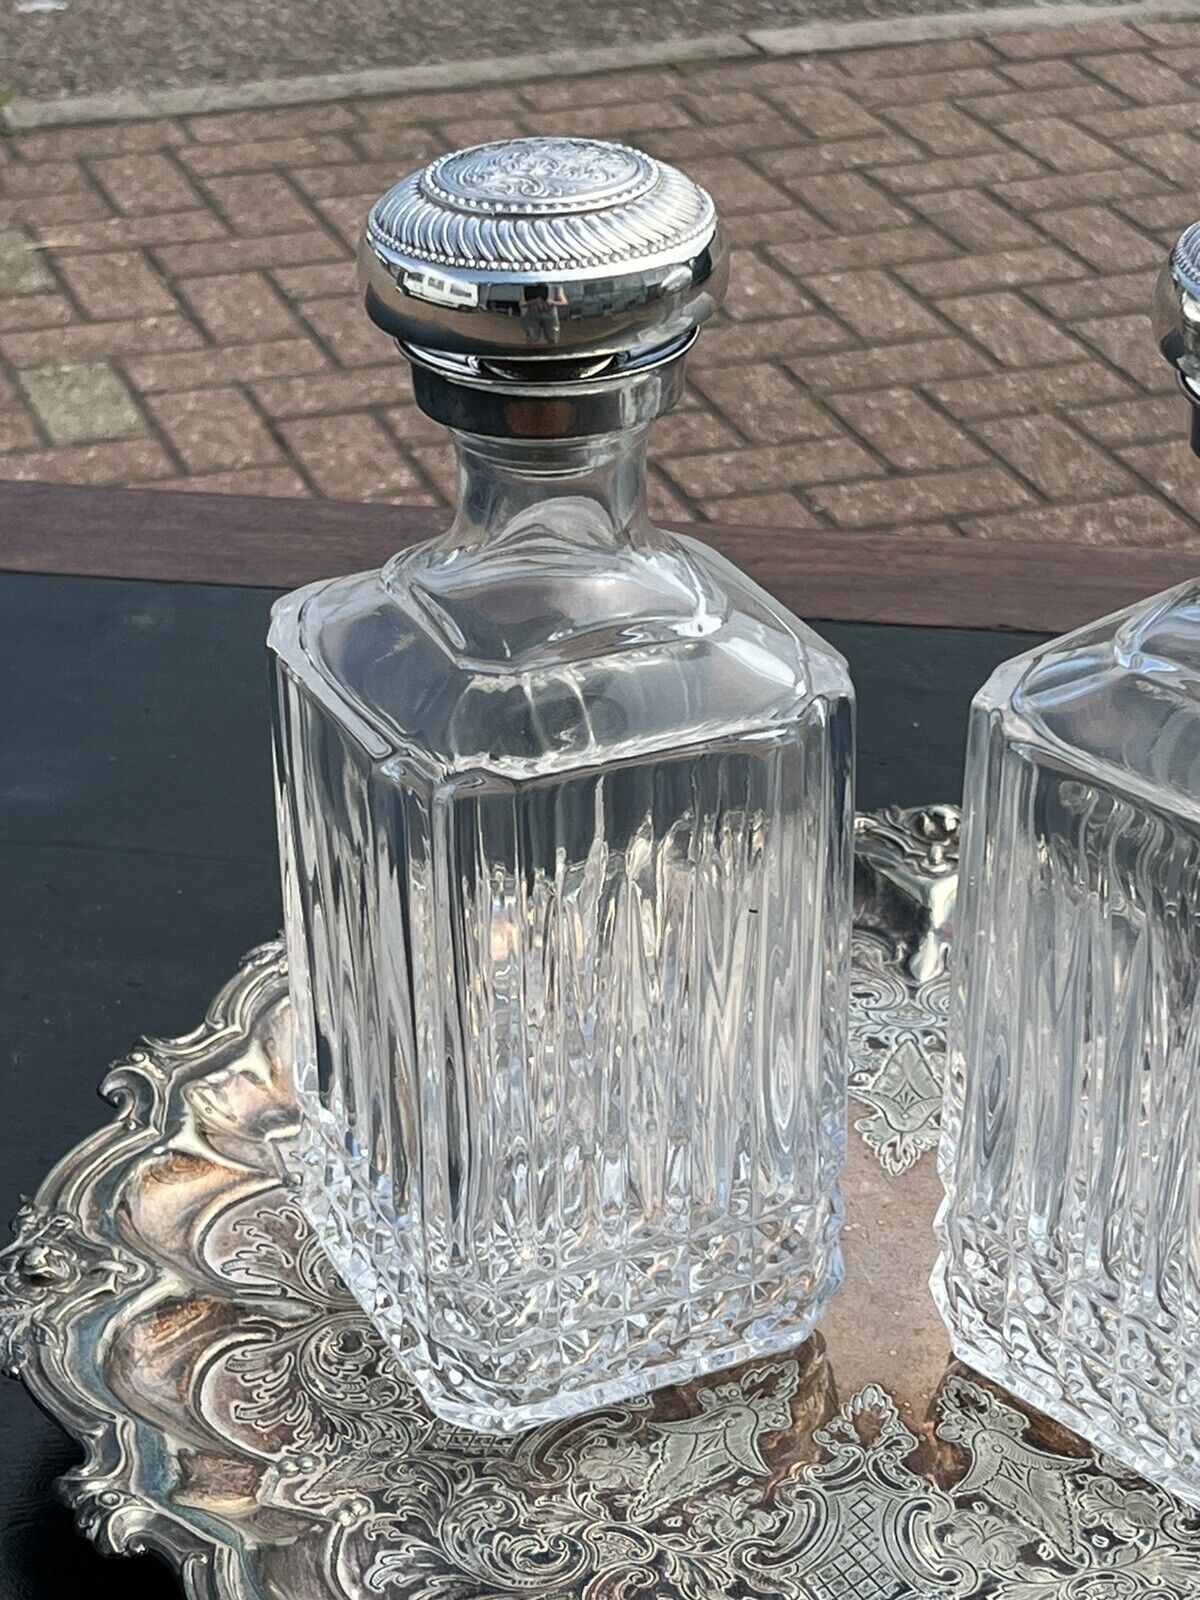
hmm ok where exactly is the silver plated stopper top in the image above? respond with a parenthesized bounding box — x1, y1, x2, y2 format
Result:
(1156, 222, 1200, 454)
(1156, 222, 1200, 381)
(359, 137, 724, 368)
(357, 138, 725, 435)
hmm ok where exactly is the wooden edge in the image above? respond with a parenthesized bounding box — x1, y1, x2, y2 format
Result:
(2, 478, 1196, 634)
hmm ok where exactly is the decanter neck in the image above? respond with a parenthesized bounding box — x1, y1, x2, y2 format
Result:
(383, 421, 715, 672)
(444, 426, 651, 557)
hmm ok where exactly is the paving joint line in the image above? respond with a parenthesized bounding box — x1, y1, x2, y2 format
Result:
(3, 0, 1200, 130)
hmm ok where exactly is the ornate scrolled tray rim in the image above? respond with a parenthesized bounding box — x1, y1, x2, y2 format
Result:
(5, 802, 1200, 1598)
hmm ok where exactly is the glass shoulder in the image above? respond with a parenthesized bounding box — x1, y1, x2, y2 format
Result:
(268, 540, 851, 780)
(977, 577, 1200, 812)
(671, 530, 852, 690)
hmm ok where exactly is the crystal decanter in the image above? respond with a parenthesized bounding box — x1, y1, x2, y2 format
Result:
(933, 223, 1200, 1503)
(270, 137, 855, 1434)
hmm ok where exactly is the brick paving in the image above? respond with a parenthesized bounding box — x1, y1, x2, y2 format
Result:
(2, 18, 1200, 547)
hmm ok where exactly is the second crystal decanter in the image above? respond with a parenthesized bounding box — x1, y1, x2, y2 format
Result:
(934, 224, 1200, 1504)
(270, 138, 854, 1433)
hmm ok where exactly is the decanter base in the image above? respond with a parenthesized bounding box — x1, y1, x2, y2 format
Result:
(932, 1256, 1200, 1511)
(298, 1120, 844, 1437)
(390, 1285, 843, 1436)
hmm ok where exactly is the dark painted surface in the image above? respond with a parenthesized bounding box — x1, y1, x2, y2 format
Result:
(0, 569, 1044, 1598)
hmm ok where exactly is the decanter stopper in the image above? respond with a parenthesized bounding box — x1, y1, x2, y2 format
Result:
(357, 136, 726, 435)
(1155, 221, 1200, 454)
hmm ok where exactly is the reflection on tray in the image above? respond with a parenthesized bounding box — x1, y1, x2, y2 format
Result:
(4, 809, 1200, 1597)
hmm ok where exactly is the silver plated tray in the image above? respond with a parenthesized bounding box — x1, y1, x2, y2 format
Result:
(5, 804, 1200, 1599)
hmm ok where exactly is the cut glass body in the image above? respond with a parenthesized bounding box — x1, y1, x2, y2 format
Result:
(270, 428, 854, 1432)
(935, 579, 1200, 1503)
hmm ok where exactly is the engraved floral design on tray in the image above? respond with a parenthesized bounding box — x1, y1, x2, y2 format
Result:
(849, 930, 950, 1175)
(850, 804, 959, 1175)
(5, 811, 1200, 1598)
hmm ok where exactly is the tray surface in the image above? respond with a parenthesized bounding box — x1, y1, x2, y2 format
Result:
(4, 805, 1199, 1598)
